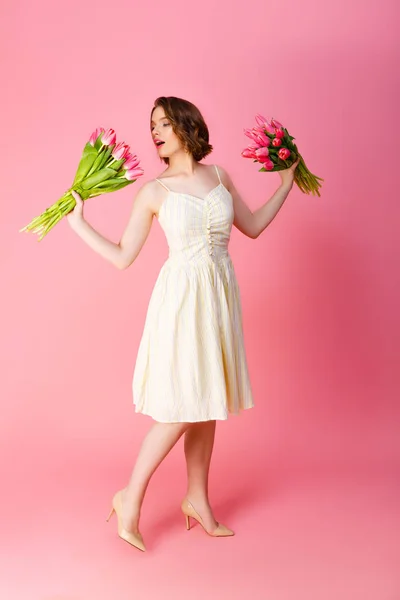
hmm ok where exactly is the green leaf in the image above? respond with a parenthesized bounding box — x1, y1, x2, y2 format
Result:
(79, 168, 116, 189)
(81, 179, 132, 200)
(72, 143, 98, 185)
(92, 178, 132, 192)
(93, 177, 124, 187)
(98, 180, 132, 193)
(98, 146, 113, 170)
(283, 128, 295, 142)
(108, 158, 125, 171)
(85, 147, 108, 177)
(94, 135, 104, 151)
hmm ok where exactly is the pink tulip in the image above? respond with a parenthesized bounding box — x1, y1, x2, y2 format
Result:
(244, 127, 271, 147)
(264, 123, 276, 135)
(125, 167, 144, 181)
(241, 146, 258, 159)
(124, 154, 140, 170)
(272, 137, 282, 147)
(275, 128, 285, 139)
(278, 148, 291, 160)
(271, 118, 284, 129)
(243, 128, 260, 143)
(263, 159, 274, 171)
(255, 147, 270, 160)
(255, 116, 275, 135)
(255, 113, 269, 127)
(89, 127, 105, 146)
(112, 142, 130, 160)
(254, 129, 271, 146)
(102, 128, 117, 146)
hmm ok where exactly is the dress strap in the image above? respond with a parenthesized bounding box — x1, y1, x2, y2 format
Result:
(214, 164, 222, 184)
(155, 178, 170, 192)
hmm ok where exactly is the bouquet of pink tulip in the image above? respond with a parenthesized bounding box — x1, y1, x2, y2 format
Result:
(19, 127, 144, 241)
(242, 114, 323, 196)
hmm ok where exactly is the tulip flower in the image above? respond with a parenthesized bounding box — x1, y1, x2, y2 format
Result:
(112, 142, 130, 160)
(125, 167, 144, 181)
(241, 146, 258, 159)
(102, 128, 117, 146)
(271, 118, 284, 129)
(255, 114, 276, 134)
(254, 129, 271, 146)
(89, 127, 105, 146)
(241, 113, 323, 196)
(263, 159, 274, 171)
(20, 126, 144, 240)
(124, 154, 140, 170)
(244, 127, 270, 147)
(278, 148, 291, 160)
(243, 128, 258, 142)
(255, 113, 267, 125)
(255, 147, 270, 160)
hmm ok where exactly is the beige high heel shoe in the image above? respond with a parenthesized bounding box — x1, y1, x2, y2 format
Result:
(181, 498, 234, 537)
(106, 489, 146, 552)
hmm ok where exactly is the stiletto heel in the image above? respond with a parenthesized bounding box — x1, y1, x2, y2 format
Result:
(106, 507, 115, 522)
(107, 489, 146, 552)
(181, 498, 234, 537)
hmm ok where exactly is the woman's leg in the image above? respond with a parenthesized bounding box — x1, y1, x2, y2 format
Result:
(122, 421, 190, 533)
(183, 420, 219, 531)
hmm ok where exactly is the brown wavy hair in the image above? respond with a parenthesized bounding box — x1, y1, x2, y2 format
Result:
(150, 96, 213, 165)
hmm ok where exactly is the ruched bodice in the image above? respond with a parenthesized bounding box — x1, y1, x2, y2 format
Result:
(157, 182, 234, 265)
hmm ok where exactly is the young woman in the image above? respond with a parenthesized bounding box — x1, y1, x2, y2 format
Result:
(67, 96, 299, 552)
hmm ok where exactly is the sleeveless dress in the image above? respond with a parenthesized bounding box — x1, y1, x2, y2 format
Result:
(132, 164, 254, 422)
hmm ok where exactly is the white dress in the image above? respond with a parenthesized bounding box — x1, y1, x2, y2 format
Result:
(132, 165, 254, 422)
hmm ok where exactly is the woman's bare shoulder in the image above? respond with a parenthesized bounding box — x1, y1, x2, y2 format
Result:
(133, 179, 168, 217)
(213, 163, 232, 187)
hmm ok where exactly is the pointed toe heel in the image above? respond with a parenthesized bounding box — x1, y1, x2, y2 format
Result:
(181, 498, 234, 538)
(107, 490, 146, 552)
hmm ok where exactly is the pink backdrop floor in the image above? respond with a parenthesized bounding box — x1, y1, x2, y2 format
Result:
(1, 455, 398, 599)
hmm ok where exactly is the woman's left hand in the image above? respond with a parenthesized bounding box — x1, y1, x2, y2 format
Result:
(279, 156, 300, 187)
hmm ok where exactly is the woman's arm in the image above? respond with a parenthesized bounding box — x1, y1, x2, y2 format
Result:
(220, 158, 300, 239)
(67, 182, 155, 269)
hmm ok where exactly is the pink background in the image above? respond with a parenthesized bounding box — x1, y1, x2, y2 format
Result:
(1, 0, 399, 598)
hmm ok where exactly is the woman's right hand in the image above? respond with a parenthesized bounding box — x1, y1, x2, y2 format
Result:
(67, 190, 85, 229)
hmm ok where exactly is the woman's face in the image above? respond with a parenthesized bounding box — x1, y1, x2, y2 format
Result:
(151, 106, 182, 158)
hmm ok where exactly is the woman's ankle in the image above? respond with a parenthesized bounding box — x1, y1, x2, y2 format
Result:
(185, 490, 210, 508)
